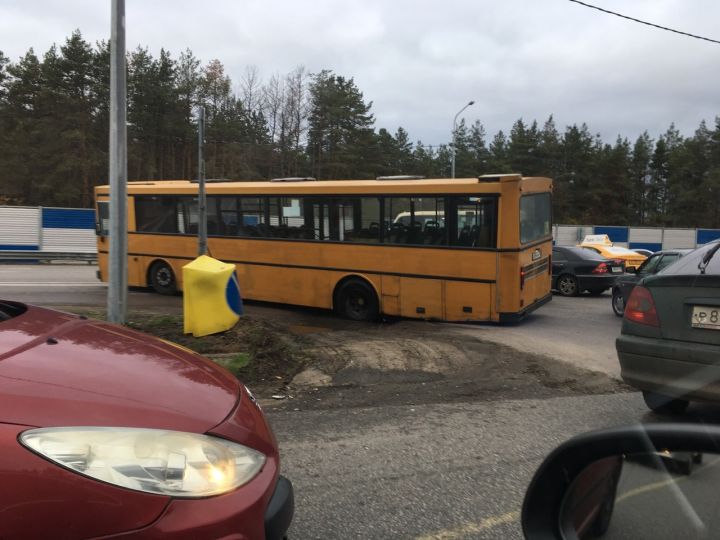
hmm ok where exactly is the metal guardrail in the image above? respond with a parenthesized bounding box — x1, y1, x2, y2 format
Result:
(0, 250, 97, 263)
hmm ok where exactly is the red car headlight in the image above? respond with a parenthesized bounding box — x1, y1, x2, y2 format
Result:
(20, 427, 266, 497)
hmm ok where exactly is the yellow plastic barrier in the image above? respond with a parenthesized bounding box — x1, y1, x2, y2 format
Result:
(183, 255, 243, 337)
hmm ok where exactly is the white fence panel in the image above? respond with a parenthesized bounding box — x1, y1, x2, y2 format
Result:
(0, 207, 40, 247)
(629, 228, 663, 244)
(555, 225, 594, 246)
(42, 229, 97, 253)
(662, 229, 696, 249)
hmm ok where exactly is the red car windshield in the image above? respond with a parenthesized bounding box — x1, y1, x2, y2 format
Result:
(0, 301, 27, 322)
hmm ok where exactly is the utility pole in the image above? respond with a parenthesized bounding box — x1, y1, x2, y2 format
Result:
(197, 106, 207, 256)
(107, 0, 127, 323)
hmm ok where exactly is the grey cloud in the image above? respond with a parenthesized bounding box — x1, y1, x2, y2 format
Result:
(1, 0, 719, 146)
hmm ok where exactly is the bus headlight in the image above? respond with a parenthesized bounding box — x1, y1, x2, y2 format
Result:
(20, 427, 265, 497)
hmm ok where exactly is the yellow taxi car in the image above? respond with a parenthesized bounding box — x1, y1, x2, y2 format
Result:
(578, 234, 647, 270)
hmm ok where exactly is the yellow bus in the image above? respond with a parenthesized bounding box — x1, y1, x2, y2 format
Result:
(94, 174, 552, 322)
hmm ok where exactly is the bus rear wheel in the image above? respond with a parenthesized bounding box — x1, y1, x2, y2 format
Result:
(336, 279, 379, 322)
(149, 261, 177, 295)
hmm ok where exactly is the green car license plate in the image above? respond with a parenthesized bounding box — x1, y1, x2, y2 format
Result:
(691, 306, 720, 330)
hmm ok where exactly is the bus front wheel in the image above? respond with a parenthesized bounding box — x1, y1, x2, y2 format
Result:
(149, 261, 177, 295)
(335, 279, 379, 322)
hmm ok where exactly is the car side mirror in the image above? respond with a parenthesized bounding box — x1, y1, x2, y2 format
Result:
(522, 424, 720, 539)
(625, 267, 636, 274)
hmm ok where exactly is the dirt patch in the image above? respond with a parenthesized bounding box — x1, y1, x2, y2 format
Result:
(264, 321, 633, 411)
(68, 309, 631, 410)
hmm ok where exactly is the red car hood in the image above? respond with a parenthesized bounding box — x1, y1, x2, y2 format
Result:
(0, 304, 240, 433)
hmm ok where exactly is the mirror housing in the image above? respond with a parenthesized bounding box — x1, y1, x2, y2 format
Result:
(522, 424, 720, 539)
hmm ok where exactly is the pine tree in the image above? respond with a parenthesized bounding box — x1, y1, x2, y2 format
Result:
(468, 120, 490, 174)
(306, 70, 375, 179)
(508, 119, 541, 175)
(630, 132, 653, 224)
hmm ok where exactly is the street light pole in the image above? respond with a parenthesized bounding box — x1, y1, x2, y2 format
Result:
(197, 106, 207, 256)
(107, 0, 127, 323)
(451, 100, 475, 178)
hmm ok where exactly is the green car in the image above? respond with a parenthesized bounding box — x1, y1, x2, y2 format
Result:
(617, 240, 720, 414)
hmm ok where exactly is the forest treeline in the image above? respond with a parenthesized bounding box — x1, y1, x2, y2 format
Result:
(1, 31, 719, 227)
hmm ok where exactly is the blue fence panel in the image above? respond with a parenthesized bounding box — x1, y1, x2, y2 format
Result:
(697, 229, 720, 246)
(0, 244, 39, 250)
(42, 208, 95, 229)
(629, 242, 663, 252)
(593, 226, 629, 243)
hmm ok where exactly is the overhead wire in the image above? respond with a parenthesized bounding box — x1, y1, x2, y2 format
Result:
(567, 0, 720, 45)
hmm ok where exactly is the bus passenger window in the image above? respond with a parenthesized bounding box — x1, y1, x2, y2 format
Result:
(205, 196, 221, 235)
(219, 197, 239, 236)
(452, 197, 497, 248)
(239, 197, 266, 236)
(385, 198, 411, 244)
(336, 198, 381, 243)
(385, 197, 444, 245)
(265, 198, 310, 239)
(135, 196, 178, 233)
(305, 200, 330, 240)
(176, 197, 221, 235)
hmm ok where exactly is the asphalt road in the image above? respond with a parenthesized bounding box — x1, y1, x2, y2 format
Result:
(273, 394, 720, 539)
(273, 392, 658, 539)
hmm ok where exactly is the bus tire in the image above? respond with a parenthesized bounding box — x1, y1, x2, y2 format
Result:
(335, 279, 379, 322)
(149, 261, 177, 295)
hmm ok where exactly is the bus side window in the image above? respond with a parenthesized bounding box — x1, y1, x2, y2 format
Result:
(414, 197, 445, 245)
(385, 197, 411, 244)
(337, 198, 381, 243)
(219, 196, 239, 236)
(176, 197, 221, 235)
(206, 196, 221, 235)
(306, 199, 330, 240)
(135, 196, 179, 233)
(451, 197, 497, 248)
(239, 197, 266, 237)
(385, 197, 445, 246)
(266, 197, 300, 239)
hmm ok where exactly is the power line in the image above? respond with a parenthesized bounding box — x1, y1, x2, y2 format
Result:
(568, 0, 720, 45)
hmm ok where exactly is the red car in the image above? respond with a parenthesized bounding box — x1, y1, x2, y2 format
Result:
(0, 300, 293, 539)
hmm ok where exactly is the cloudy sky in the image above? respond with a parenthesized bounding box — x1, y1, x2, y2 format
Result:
(2, 0, 719, 146)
